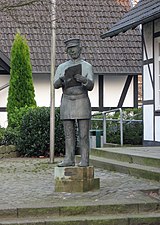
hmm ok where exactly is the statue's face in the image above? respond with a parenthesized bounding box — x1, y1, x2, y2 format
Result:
(67, 46, 81, 59)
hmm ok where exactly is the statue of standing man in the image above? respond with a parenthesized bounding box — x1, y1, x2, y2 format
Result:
(54, 38, 94, 167)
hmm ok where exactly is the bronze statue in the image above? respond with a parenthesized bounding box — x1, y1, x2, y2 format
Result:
(54, 38, 94, 167)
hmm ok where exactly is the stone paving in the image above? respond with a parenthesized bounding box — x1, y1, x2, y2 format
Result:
(0, 157, 160, 209)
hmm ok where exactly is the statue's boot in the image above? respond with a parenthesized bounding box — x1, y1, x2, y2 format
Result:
(78, 119, 90, 167)
(58, 120, 75, 167)
(78, 147, 89, 167)
(58, 160, 75, 167)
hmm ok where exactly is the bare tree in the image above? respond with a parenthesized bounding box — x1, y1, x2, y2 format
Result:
(0, 0, 51, 28)
(0, 0, 47, 11)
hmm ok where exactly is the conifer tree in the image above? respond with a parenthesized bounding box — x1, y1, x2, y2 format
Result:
(7, 33, 36, 127)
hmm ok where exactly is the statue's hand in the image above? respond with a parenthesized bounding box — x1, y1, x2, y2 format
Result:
(74, 74, 87, 84)
(59, 76, 65, 85)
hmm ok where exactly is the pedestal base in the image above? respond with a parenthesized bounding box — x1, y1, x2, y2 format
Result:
(54, 166, 100, 192)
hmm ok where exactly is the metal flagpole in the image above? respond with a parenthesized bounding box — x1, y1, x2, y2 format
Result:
(50, 0, 56, 163)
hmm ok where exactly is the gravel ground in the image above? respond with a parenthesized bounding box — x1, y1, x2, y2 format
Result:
(0, 157, 159, 209)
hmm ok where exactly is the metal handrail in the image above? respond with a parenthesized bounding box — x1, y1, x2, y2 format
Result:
(92, 108, 123, 146)
(92, 108, 142, 147)
(0, 83, 9, 91)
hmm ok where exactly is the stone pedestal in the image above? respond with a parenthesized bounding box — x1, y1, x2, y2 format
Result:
(54, 166, 100, 192)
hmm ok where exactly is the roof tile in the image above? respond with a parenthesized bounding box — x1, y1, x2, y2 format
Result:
(0, 0, 141, 74)
(102, 0, 160, 38)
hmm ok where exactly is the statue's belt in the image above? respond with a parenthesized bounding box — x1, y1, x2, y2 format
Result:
(62, 93, 88, 100)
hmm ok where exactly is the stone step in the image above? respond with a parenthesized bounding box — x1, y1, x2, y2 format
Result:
(103, 143, 120, 147)
(89, 155, 160, 181)
(1, 213, 160, 225)
(0, 202, 159, 220)
(91, 147, 160, 168)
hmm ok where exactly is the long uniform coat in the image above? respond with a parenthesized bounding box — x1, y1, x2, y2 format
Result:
(54, 58, 94, 120)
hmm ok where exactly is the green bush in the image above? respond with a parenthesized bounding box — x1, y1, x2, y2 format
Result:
(1, 127, 19, 146)
(123, 108, 142, 145)
(123, 121, 142, 145)
(54, 108, 65, 155)
(0, 127, 5, 144)
(17, 107, 65, 157)
(1, 107, 34, 146)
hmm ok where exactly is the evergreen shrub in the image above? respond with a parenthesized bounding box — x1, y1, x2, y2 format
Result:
(8, 106, 33, 129)
(123, 108, 142, 145)
(1, 127, 19, 146)
(0, 127, 5, 144)
(0, 107, 34, 146)
(17, 107, 65, 157)
(7, 33, 36, 128)
(54, 108, 65, 155)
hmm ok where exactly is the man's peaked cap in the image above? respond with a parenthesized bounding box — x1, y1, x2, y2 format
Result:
(64, 38, 80, 49)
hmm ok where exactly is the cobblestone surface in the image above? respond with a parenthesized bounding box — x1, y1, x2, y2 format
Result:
(0, 157, 160, 209)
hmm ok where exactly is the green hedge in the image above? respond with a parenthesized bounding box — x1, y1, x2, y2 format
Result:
(0, 127, 5, 144)
(17, 107, 65, 157)
(1, 107, 65, 157)
(0, 127, 19, 146)
(54, 108, 65, 155)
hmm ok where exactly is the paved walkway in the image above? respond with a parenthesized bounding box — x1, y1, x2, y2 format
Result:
(0, 157, 160, 209)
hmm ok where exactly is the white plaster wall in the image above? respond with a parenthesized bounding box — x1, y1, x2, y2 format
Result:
(123, 79, 133, 107)
(0, 112, 7, 128)
(55, 88, 62, 107)
(143, 105, 154, 141)
(0, 75, 10, 127)
(143, 23, 153, 60)
(154, 18, 160, 33)
(143, 64, 153, 101)
(155, 116, 160, 142)
(33, 74, 50, 107)
(88, 75, 98, 107)
(103, 76, 133, 107)
(0, 75, 9, 107)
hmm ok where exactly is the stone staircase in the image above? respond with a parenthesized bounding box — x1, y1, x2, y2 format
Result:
(0, 202, 160, 225)
(90, 146, 160, 181)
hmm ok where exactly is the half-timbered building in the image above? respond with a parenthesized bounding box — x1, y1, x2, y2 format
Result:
(0, 0, 141, 127)
(101, 0, 160, 146)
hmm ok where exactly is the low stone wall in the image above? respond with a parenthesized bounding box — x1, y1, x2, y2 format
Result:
(0, 145, 18, 159)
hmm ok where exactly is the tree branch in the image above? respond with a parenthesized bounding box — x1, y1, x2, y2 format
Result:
(0, 0, 41, 11)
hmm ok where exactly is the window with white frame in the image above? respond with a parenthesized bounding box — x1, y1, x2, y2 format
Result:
(155, 37, 160, 110)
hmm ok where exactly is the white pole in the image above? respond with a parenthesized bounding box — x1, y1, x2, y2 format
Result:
(120, 108, 123, 146)
(103, 112, 106, 145)
(50, 0, 56, 163)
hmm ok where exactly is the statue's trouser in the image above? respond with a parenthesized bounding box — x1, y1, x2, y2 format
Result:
(63, 120, 76, 164)
(63, 119, 90, 166)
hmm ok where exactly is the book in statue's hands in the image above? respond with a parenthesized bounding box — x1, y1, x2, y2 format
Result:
(64, 64, 82, 88)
